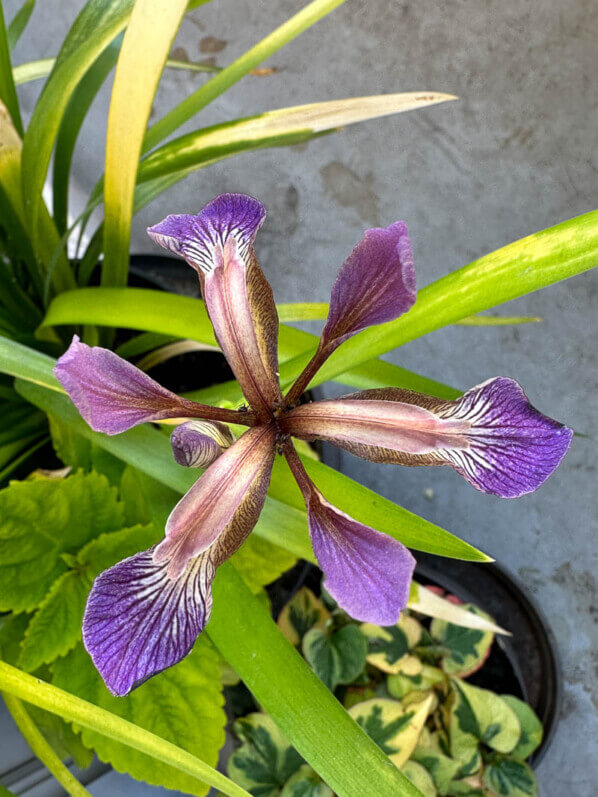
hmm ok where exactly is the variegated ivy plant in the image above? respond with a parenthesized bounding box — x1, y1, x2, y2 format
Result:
(227, 584, 543, 797)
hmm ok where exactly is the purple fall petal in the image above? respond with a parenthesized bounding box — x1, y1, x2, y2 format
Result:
(284, 444, 415, 624)
(83, 546, 214, 696)
(155, 425, 276, 578)
(308, 492, 415, 625)
(436, 377, 573, 498)
(54, 336, 225, 434)
(321, 221, 416, 350)
(171, 420, 234, 467)
(149, 194, 282, 418)
(147, 193, 266, 274)
(284, 378, 572, 498)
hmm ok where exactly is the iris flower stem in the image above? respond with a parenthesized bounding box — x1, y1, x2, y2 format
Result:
(188, 404, 257, 426)
(283, 343, 330, 408)
(2, 692, 91, 797)
(282, 439, 312, 499)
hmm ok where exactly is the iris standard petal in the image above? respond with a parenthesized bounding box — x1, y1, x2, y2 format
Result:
(203, 237, 283, 417)
(321, 221, 416, 350)
(147, 193, 266, 274)
(149, 194, 282, 418)
(171, 420, 234, 468)
(54, 336, 248, 434)
(82, 546, 214, 696)
(283, 444, 415, 625)
(283, 377, 573, 498)
(155, 424, 276, 578)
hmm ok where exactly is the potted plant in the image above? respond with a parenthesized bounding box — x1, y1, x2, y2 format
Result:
(0, 1, 596, 796)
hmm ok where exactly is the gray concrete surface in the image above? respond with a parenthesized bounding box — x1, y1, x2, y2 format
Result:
(6, 0, 598, 793)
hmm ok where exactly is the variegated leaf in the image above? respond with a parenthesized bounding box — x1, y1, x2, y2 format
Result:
(302, 625, 366, 691)
(431, 605, 494, 676)
(361, 614, 422, 674)
(228, 712, 304, 796)
(449, 680, 521, 760)
(277, 587, 331, 646)
(349, 695, 434, 768)
(482, 754, 538, 797)
(402, 760, 437, 797)
(500, 695, 543, 760)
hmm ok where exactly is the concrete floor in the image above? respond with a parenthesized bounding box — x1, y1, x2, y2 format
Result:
(6, 0, 598, 793)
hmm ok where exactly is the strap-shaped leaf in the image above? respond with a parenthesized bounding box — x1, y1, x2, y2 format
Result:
(142, 0, 349, 152)
(281, 209, 598, 389)
(0, 662, 250, 797)
(102, 0, 189, 288)
(0, 4, 23, 135)
(42, 287, 460, 399)
(21, 0, 135, 231)
(137, 94, 456, 184)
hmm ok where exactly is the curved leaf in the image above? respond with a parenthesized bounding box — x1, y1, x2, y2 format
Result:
(138, 94, 456, 184)
(102, 0, 188, 288)
(21, 0, 135, 230)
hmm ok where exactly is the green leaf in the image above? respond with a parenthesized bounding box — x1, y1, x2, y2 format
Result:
(411, 729, 462, 793)
(402, 761, 437, 797)
(42, 287, 460, 400)
(0, 3, 23, 135)
(449, 680, 521, 756)
(210, 564, 423, 796)
(7, 0, 36, 51)
(482, 755, 538, 797)
(0, 470, 124, 611)
(0, 660, 248, 797)
(138, 93, 455, 186)
(430, 605, 495, 676)
(282, 209, 598, 388)
(349, 696, 433, 768)
(27, 705, 93, 769)
(48, 413, 92, 469)
(270, 456, 491, 562)
(500, 696, 542, 760)
(102, 0, 188, 288)
(302, 626, 367, 690)
(143, 0, 348, 152)
(2, 693, 91, 797)
(0, 611, 30, 665)
(281, 765, 334, 797)
(230, 534, 298, 594)
(53, 39, 121, 234)
(277, 587, 332, 646)
(52, 640, 226, 796)
(18, 570, 89, 672)
(20, 0, 134, 231)
(360, 615, 422, 674)
(228, 712, 304, 796)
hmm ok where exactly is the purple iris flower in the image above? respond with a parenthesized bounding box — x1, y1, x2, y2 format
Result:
(54, 194, 572, 696)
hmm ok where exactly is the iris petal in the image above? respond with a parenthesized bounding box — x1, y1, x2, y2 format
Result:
(170, 420, 234, 468)
(54, 335, 242, 434)
(148, 194, 282, 418)
(283, 444, 415, 625)
(147, 193, 266, 275)
(321, 221, 416, 350)
(156, 424, 276, 578)
(83, 546, 214, 696)
(283, 377, 572, 498)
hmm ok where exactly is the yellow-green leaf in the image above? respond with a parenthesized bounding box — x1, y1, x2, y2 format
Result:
(277, 587, 331, 646)
(349, 695, 434, 768)
(102, 0, 188, 287)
